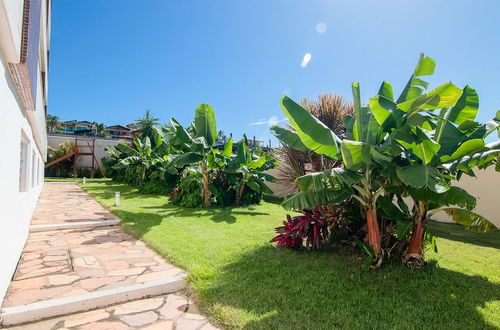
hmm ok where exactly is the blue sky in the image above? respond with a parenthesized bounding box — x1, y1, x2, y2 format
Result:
(49, 0, 500, 144)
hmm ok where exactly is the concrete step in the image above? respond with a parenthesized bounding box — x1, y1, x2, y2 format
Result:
(0, 275, 186, 326)
(29, 219, 120, 232)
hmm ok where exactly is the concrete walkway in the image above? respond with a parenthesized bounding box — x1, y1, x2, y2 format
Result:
(1, 183, 217, 329)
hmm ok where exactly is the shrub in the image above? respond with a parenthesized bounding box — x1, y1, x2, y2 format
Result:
(271, 208, 329, 250)
(169, 175, 202, 208)
(139, 175, 179, 195)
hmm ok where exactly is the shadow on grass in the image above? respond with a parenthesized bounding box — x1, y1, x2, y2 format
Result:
(199, 246, 500, 329)
(428, 221, 500, 249)
(108, 206, 270, 238)
(82, 181, 163, 200)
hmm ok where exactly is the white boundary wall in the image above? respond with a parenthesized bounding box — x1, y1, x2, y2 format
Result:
(47, 135, 125, 170)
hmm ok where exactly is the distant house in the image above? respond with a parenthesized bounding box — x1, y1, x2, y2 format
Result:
(60, 120, 93, 134)
(107, 125, 133, 138)
(126, 123, 138, 131)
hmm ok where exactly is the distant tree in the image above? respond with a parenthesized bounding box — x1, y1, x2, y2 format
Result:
(92, 122, 109, 137)
(216, 130, 228, 144)
(135, 109, 160, 141)
(46, 115, 61, 133)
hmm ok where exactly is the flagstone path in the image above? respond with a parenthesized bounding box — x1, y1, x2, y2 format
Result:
(1, 183, 217, 329)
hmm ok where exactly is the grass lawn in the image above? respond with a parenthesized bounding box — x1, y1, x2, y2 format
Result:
(81, 179, 500, 329)
(44, 177, 81, 182)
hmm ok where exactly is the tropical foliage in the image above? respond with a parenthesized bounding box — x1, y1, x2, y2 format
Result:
(104, 104, 277, 207)
(46, 114, 61, 133)
(135, 109, 160, 141)
(272, 93, 352, 192)
(164, 104, 277, 207)
(270, 53, 499, 268)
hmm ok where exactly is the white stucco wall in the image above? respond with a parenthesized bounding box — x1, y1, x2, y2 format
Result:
(0, 53, 44, 305)
(0, 0, 50, 303)
(434, 167, 500, 228)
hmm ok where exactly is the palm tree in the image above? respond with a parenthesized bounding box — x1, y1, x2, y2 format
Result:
(135, 110, 160, 141)
(216, 130, 228, 144)
(46, 115, 61, 133)
(92, 122, 109, 137)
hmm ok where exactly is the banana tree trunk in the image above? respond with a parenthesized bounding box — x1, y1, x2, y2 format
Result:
(201, 161, 211, 207)
(366, 205, 383, 269)
(404, 201, 428, 267)
(235, 183, 245, 206)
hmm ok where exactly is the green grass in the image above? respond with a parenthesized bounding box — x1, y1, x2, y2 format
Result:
(81, 179, 500, 329)
(44, 177, 81, 182)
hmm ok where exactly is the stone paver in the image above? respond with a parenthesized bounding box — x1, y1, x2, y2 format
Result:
(1, 183, 218, 329)
(2, 183, 186, 308)
(5, 292, 217, 330)
(30, 182, 118, 225)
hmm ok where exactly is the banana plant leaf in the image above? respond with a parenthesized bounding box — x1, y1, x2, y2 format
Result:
(341, 140, 371, 170)
(431, 208, 497, 232)
(281, 188, 353, 211)
(441, 85, 479, 125)
(280, 96, 341, 159)
(170, 152, 204, 168)
(194, 104, 217, 147)
(396, 164, 450, 193)
(440, 139, 484, 162)
(115, 143, 139, 157)
(221, 138, 233, 157)
(295, 168, 362, 192)
(409, 186, 476, 209)
(352, 83, 381, 145)
(270, 125, 308, 152)
(398, 82, 463, 116)
(397, 53, 435, 104)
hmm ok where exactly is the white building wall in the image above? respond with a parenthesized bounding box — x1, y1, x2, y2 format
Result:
(0, 0, 50, 303)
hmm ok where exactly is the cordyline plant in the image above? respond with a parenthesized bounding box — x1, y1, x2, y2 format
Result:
(270, 53, 499, 268)
(271, 207, 329, 250)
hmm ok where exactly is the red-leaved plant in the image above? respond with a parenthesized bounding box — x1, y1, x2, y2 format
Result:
(270, 207, 329, 250)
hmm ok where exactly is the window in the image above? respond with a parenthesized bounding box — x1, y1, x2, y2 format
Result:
(19, 133, 30, 192)
(31, 151, 36, 188)
(38, 158, 43, 185)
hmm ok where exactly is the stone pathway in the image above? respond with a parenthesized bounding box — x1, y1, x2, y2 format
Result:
(6, 292, 216, 330)
(1, 183, 217, 329)
(3, 226, 185, 307)
(31, 183, 118, 225)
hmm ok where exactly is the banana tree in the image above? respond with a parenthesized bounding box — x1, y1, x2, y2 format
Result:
(368, 54, 499, 266)
(272, 86, 394, 268)
(164, 104, 225, 207)
(272, 53, 498, 268)
(224, 137, 276, 205)
(113, 134, 168, 183)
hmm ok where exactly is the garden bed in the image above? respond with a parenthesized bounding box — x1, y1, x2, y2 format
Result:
(81, 179, 500, 329)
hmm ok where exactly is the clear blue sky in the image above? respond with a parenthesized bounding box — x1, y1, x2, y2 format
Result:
(49, 0, 500, 144)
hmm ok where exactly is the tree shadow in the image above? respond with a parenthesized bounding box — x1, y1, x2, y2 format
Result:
(199, 246, 500, 329)
(138, 204, 270, 224)
(107, 205, 270, 239)
(428, 221, 500, 249)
